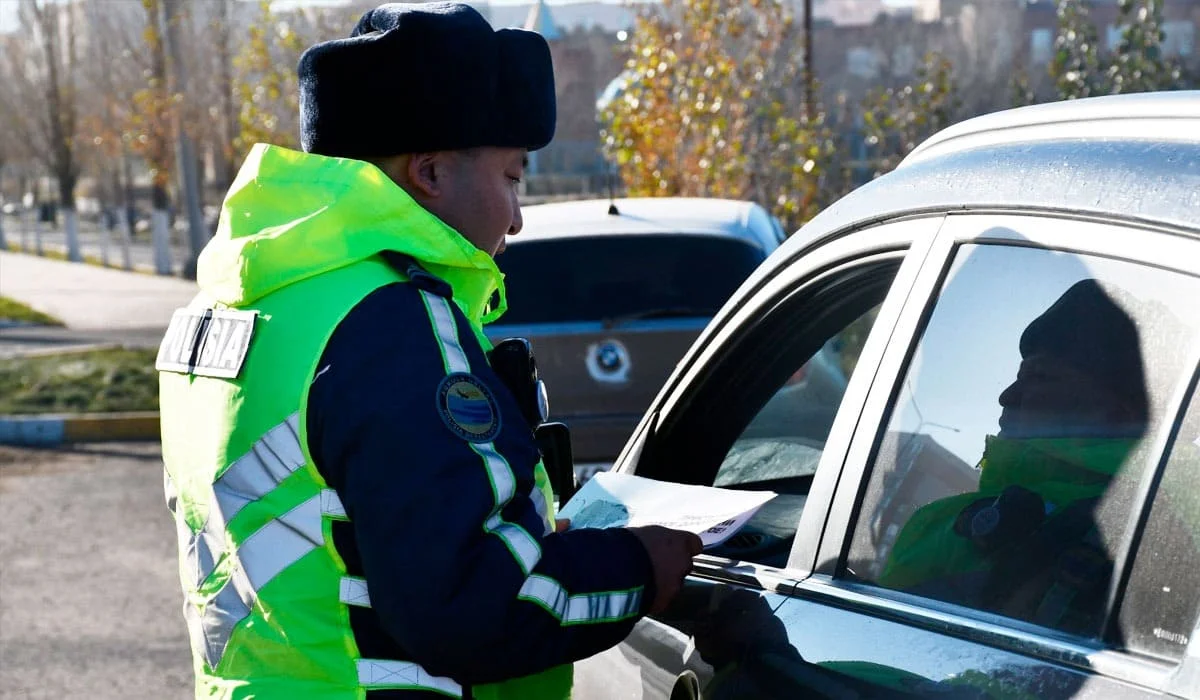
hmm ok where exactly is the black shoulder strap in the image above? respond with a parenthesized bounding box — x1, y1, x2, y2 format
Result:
(379, 250, 453, 299)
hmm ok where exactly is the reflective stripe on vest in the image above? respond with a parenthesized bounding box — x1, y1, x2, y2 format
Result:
(340, 576, 371, 607)
(419, 291, 644, 625)
(165, 417, 463, 697)
(358, 660, 462, 696)
(517, 575, 643, 624)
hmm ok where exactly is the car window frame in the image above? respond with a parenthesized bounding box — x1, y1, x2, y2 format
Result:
(813, 210, 1200, 694)
(1127, 356, 1200, 700)
(1167, 621, 1200, 699)
(609, 216, 946, 588)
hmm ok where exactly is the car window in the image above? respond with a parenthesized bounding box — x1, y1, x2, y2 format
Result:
(714, 305, 881, 490)
(494, 235, 765, 325)
(843, 242, 1200, 641)
(1118, 377, 1200, 661)
(637, 254, 903, 567)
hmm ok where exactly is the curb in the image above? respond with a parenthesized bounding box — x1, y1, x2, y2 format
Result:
(0, 342, 124, 361)
(0, 411, 161, 446)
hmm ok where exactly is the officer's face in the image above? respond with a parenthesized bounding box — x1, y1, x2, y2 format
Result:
(437, 147, 526, 257)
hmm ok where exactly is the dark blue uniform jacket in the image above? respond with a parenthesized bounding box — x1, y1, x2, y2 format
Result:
(306, 279, 657, 697)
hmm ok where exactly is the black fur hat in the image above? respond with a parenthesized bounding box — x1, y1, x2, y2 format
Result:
(298, 2, 556, 159)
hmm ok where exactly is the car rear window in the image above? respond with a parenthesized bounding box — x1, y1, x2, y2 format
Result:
(494, 234, 765, 325)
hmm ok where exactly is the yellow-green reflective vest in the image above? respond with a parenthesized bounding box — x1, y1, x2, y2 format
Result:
(159, 144, 567, 700)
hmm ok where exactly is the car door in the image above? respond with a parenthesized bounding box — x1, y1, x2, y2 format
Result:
(572, 215, 946, 700)
(795, 213, 1200, 699)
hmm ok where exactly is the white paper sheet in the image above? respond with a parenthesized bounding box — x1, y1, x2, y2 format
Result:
(556, 471, 776, 548)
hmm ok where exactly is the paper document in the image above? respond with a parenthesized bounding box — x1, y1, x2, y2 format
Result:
(557, 471, 776, 548)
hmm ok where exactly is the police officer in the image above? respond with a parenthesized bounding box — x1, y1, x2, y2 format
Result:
(156, 4, 702, 699)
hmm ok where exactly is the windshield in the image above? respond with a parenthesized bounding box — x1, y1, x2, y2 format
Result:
(494, 234, 766, 325)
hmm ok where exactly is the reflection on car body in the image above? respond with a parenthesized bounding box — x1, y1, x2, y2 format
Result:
(572, 91, 1200, 700)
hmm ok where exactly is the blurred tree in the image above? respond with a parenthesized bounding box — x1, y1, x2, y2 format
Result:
(1049, 0, 1194, 99)
(1106, 0, 1192, 93)
(233, 0, 307, 159)
(860, 53, 961, 178)
(1050, 0, 1104, 99)
(0, 34, 39, 218)
(1008, 68, 1039, 107)
(77, 0, 144, 267)
(600, 0, 836, 231)
(15, 0, 83, 261)
(180, 0, 241, 192)
(133, 0, 176, 213)
(214, 0, 241, 188)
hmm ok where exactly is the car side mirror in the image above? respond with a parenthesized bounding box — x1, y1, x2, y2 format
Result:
(535, 421, 578, 504)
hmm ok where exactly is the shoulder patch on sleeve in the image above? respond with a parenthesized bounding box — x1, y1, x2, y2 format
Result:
(156, 307, 258, 379)
(437, 372, 502, 443)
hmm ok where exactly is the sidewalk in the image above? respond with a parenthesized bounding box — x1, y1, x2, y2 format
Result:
(0, 251, 197, 357)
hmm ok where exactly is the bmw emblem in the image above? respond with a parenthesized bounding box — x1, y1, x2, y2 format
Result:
(586, 340, 631, 384)
(598, 344, 623, 371)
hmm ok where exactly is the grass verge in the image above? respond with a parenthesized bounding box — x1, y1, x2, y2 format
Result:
(0, 347, 159, 414)
(0, 296, 64, 326)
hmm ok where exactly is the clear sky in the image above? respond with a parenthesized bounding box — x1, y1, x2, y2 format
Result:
(0, 1, 19, 33)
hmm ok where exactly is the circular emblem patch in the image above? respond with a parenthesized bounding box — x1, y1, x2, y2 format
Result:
(437, 373, 501, 443)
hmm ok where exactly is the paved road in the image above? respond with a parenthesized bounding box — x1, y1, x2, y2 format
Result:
(0, 442, 192, 699)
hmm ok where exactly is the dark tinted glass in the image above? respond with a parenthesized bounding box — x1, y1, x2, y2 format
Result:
(1118, 381, 1200, 661)
(494, 235, 765, 325)
(845, 242, 1200, 640)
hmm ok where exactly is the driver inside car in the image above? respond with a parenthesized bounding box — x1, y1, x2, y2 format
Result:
(879, 279, 1150, 635)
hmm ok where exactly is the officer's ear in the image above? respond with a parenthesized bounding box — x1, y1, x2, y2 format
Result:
(406, 152, 445, 199)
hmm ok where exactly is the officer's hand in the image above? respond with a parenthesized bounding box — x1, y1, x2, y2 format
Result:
(628, 526, 704, 615)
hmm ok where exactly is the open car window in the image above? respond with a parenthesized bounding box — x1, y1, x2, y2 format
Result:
(715, 306, 881, 490)
(636, 254, 904, 567)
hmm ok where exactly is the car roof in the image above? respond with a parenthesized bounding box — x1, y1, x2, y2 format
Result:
(513, 197, 775, 250)
(903, 90, 1200, 166)
(775, 90, 1200, 265)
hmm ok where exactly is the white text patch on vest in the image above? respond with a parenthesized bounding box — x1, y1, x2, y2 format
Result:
(157, 308, 258, 379)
